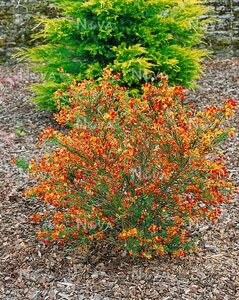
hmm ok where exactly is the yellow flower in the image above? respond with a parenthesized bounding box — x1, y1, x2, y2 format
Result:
(142, 252, 152, 259)
(103, 113, 110, 121)
(229, 127, 235, 137)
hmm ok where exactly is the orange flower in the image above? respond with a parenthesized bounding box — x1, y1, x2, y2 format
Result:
(148, 224, 158, 233)
(118, 228, 138, 240)
(142, 252, 152, 259)
(172, 249, 186, 257)
(31, 213, 42, 222)
(25, 71, 236, 258)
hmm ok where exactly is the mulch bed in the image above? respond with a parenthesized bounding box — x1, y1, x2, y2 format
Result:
(0, 58, 238, 300)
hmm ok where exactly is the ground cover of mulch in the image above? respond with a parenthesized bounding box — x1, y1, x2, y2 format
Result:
(0, 58, 238, 300)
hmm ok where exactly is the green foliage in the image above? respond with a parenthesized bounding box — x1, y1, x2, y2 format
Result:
(18, 0, 209, 110)
(15, 159, 29, 171)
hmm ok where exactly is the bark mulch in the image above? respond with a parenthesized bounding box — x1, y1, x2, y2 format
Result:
(0, 58, 238, 300)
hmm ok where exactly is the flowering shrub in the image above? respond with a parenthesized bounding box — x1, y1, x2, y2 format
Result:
(26, 71, 237, 259)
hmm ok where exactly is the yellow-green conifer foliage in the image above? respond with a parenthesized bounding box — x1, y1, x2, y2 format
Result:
(18, 0, 209, 110)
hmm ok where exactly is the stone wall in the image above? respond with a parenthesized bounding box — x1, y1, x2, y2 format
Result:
(0, 0, 58, 63)
(0, 0, 238, 63)
(205, 0, 239, 56)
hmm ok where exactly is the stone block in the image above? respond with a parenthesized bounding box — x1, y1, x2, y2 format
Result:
(0, 0, 238, 63)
